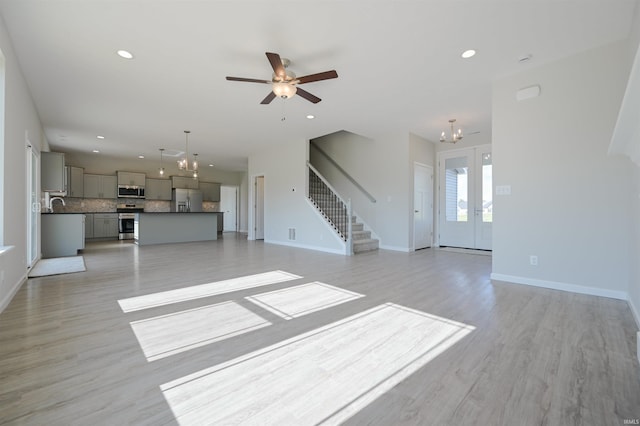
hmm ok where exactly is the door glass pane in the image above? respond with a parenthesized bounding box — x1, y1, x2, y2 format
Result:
(444, 157, 468, 222)
(481, 152, 492, 223)
(29, 149, 38, 265)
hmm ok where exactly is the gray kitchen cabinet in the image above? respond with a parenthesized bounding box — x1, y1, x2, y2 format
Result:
(146, 178, 172, 200)
(41, 214, 85, 258)
(200, 181, 221, 202)
(66, 166, 84, 198)
(117, 171, 146, 187)
(84, 213, 94, 238)
(41, 152, 66, 192)
(92, 213, 118, 238)
(171, 175, 199, 189)
(84, 174, 117, 199)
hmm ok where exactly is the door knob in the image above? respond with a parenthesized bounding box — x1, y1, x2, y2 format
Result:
(414, 210, 419, 213)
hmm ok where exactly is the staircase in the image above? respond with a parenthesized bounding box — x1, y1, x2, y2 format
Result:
(350, 215, 379, 254)
(308, 164, 379, 255)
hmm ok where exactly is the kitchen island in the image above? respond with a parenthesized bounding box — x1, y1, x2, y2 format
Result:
(41, 213, 85, 257)
(134, 212, 221, 246)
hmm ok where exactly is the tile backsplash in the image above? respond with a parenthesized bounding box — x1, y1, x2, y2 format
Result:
(49, 197, 220, 213)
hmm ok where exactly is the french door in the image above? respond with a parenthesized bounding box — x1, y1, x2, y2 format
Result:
(438, 145, 492, 250)
(26, 143, 40, 267)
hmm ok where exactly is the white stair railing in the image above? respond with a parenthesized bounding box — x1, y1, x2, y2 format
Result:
(307, 162, 353, 255)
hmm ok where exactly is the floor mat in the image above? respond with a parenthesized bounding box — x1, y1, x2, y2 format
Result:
(28, 256, 86, 278)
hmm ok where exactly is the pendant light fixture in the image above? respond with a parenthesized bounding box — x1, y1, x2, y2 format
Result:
(440, 119, 463, 143)
(177, 130, 199, 178)
(158, 148, 165, 176)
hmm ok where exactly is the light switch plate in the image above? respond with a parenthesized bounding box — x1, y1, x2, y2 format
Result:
(496, 185, 511, 195)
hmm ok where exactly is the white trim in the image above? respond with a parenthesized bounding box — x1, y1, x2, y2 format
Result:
(378, 244, 411, 252)
(264, 239, 346, 255)
(490, 273, 628, 301)
(0, 273, 26, 314)
(304, 198, 348, 247)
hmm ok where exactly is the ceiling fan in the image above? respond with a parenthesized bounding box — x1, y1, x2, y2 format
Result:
(226, 52, 338, 104)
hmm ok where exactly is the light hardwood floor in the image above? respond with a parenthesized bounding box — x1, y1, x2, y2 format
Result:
(1, 235, 639, 425)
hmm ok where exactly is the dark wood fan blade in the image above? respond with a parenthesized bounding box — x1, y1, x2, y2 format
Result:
(260, 91, 277, 104)
(296, 70, 338, 85)
(296, 87, 321, 104)
(226, 76, 270, 84)
(266, 52, 286, 79)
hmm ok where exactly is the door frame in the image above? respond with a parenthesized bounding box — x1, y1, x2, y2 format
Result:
(220, 185, 239, 232)
(412, 162, 433, 251)
(25, 135, 41, 268)
(435, 144, 492, 250)
(249, 174, 265, 241)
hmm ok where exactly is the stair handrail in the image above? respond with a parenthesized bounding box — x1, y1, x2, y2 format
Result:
(310, 140, 377, 203)
(307, 162, 353, 248)
(347, 198, 353, 255)
(307, 162, 350, 207)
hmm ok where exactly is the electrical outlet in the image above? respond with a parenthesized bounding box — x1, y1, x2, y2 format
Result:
(529, 255, 538, 266)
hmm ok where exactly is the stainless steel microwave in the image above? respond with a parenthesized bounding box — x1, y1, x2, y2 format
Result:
(117, 185, 145, 198)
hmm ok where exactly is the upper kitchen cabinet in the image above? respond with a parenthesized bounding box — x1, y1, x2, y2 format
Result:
(117, 171, 146, 187)
(146, 178, 172, 200)
(84, 174, 117, 199)
(200, 181, 221, 202)
(41, 152, 65, 192)
(171, 175, 199, 189)
(66, 166, 84, 198)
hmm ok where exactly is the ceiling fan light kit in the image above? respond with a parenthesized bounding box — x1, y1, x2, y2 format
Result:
(226, 51, 338, 105)
(440, 119, 463, 143)
(272, 82, 297, 99)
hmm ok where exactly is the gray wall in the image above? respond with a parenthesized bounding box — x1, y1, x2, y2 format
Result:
(492, 39, 634, 300)
(248, 137, 346, 254)
(0, 15, 45, 311)
(310, 130, 412, 251)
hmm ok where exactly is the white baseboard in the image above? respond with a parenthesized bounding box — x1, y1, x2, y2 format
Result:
(378, 244, 410, 252)
(490, 273, 629, 301)
(628, 296, 640, 330)
(0, 273, 27, 314)
(264, 239, 346, 255)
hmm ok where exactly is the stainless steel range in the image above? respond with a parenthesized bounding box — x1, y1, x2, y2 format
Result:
(116, 204, 144, 240)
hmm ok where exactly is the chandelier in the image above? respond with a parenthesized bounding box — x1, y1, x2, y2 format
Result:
(177, 130, 198, 178)
(440, 119, 463, 143)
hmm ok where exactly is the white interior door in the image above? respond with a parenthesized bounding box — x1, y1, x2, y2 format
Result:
(255, 176, 264, 240)
(220, 185, 238, 232)
(438, 146, 492, 250)
(413, 163, 433, 250)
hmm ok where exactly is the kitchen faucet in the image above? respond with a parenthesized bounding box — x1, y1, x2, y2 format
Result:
(48, 196, 66, 212)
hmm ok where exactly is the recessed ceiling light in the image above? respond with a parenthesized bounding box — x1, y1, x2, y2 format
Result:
(306, 115, 315, 119)
(461, 49, 476, 59)
(208, 164, 214, 167)
(92, 150, 100, 153)
(97, 135, 105, 139)
(117, 50, 134, 59)
(138, 155, 144, 159)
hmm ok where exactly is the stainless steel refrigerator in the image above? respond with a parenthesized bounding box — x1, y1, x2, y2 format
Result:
(171, 189, 203, 212)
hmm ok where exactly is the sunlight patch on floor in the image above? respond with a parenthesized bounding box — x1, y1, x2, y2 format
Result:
(130, 301, 271, 361)
(161, 303, 474, 425)
(245, 282, 364, 320)
(118, 270, 301, 312)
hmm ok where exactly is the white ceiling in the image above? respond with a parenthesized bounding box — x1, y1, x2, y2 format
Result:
(0, 0, 637, 172)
